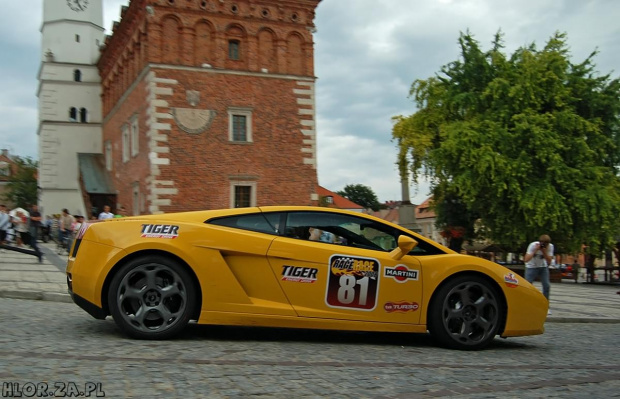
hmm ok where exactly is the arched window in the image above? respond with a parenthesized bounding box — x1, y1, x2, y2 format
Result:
(69, 107, 77, 122)
(80, 108, 87, 123)
(228, 40, 240, 60)
(74, 69, 82, 82)
(286, 33, 305, 75)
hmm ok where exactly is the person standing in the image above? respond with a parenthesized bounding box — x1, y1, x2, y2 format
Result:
(98, 205, 114, 220)
(29, 204, 43, 263)
(0, 205, 10, 247)
(571, 258, 581, 284)
(524, 234, 554, 315)
(113, 206, 128, 218)
(59, 209, 75, 250)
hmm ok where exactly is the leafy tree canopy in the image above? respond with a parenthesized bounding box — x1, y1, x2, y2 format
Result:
(336, 184, 382, 211)
(393, 31, 620, 254)
(3, 156, 38, 208)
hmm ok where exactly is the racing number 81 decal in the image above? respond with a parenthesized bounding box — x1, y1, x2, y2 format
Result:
(326, 254, 380, 311)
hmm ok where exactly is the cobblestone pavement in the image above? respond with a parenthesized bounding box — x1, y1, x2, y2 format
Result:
(1, 298, 619, 398)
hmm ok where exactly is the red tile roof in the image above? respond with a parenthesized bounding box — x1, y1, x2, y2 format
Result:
(317, 186, 364, 209)
(415, 196, 436, 219)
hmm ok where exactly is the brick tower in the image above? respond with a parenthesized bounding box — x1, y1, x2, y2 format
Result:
(98, 0, 321, 215)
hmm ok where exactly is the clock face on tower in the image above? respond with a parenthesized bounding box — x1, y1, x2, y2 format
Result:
(67, 0, 89, 12)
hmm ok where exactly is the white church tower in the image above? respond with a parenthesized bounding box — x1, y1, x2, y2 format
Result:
(38, 0, 104, 217)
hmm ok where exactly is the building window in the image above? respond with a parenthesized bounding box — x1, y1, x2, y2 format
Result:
(234, 185, 250, 207)
(105, 140, 112, 171)
(230, 180, 257, 208)
(75, 34, 80, 43)
(122, 125, 130, 163)
(228, 40, 240, 60)
(232, 116, 246, 141)
(69, 107, 77, 122)
(79, 108, 87, 123)
(74, 69, 81, 82)
(227, 107, 253, 142)
(130, 115, 139, 157)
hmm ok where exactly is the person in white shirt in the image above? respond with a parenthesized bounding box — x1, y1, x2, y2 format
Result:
(0, 204, 10, 246)
(524, 234, 554, 314)
(98, 205, 114, 220)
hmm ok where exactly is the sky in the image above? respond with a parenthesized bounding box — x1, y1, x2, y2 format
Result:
(0, 0, 618, 204)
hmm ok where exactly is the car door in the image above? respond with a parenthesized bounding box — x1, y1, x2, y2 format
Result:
(204, 211, 296, 316)
(267, 211, 423, 324)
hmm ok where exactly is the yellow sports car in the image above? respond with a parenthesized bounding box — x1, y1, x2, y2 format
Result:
(66, 206, 547, 350)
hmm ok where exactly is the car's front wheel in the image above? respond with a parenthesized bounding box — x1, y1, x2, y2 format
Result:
(108, 256, 196, 339)
(428, 275, 503, 350)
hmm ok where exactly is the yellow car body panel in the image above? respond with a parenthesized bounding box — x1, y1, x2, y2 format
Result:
(66, 206, 547, 346)
(415, 253, 547, 336)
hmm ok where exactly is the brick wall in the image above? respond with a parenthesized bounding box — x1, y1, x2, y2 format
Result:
(100, 0, 321, 214)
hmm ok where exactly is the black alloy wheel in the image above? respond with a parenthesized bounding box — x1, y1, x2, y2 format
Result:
(108, 256, 196, 339)
(428, 275, 503, 350)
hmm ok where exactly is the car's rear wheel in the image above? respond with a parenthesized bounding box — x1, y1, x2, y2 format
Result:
(108, 256, 196, 339)
(428, 275, 502, 350)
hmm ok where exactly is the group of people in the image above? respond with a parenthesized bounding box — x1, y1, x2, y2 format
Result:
(0, 203, 128, 261)
(0, 204, 44, 262)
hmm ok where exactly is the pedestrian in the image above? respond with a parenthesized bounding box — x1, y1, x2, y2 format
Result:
(571, 258, 581, 284)
(42, 215, 53, 242)
(114, 206, 127, 218)
(0, 204, 10, 248)
(524, 234, 554, 315)
(72, 215, 84, 236)
(98, 205, 114, 220)
(12, 210, 28, 247)
(28, 204, 44, 263)
(59, 208, 75, 250)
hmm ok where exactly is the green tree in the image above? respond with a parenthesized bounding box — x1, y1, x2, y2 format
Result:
(393, 31, 620, 254)
(336, 184, 382, 211)
(3, 157, 38, 207)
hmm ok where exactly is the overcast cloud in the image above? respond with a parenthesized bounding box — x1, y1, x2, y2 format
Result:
(1, 0, 618, 204)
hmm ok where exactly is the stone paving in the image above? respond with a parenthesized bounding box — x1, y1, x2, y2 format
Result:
(1, 298, 620, 398)
(0, 242, 70, 303)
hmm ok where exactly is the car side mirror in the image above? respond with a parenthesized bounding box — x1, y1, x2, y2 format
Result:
(389, 235, 418, 260)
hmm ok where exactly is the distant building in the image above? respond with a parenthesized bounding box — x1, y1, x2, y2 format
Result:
(0, 149, 19, 208)
(415, 197, 442, 242)
(39, 0, 322, 217)
(317, 186, 363, 212)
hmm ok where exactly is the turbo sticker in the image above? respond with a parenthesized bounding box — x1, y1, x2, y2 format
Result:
(281, 265, 318, 283)
(141, 224, 179, 239)
(325, 254, 380, 311)
(384, 301, 419, 312)
(384, 265, 419, 282)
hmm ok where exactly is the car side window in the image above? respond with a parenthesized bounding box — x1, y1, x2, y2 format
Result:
(207, 212, 281, 235)
(283, 211, 445, 255)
